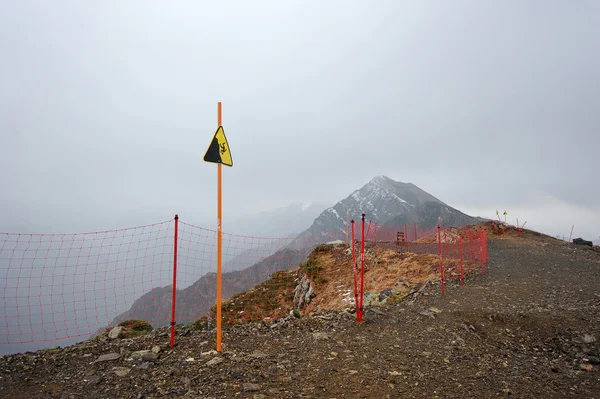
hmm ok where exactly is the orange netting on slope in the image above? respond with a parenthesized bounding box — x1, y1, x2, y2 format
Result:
(0, 215, 488, 352)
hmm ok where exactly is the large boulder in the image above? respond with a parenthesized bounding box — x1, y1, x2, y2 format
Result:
(293, 275, 315, 309)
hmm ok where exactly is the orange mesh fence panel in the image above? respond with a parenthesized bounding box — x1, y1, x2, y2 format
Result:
(369, 225, 438, 247)
(441, 243, 462, 280)
(176, 222, 348, 327)
(1, 217, 490, 352)
(0, 220, 173, 352)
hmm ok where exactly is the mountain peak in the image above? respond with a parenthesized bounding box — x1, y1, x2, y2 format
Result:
(367, 175, 402, 187)
(371, 175, 394, 183)
(299, 176, 480, 238)
(367, 175, 413, 188)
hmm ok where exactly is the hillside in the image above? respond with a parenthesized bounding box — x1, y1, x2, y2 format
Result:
(109, 247, 311, 328)
(217, 244, 443, 325)
(1, 229, 599, 398)
(109, 176, 489, 331)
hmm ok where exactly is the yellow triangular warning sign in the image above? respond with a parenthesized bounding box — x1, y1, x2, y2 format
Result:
(203, 126, 232, 167)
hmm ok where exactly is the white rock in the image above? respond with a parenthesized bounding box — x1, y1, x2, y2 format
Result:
(114, 367, 131, 377)
(108, 326, 123, 339)
(206, 357, 223, 367)
(131, 350, 158, 360)
(583, 334, 596, 344)
(94, 353, 121, 363)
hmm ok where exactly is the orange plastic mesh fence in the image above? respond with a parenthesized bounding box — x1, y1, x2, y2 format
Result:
(0, 215, 488, 352)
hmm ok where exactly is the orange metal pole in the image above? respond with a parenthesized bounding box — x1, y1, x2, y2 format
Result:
(438, 225, 444, 294)
(216, 102, 223, 352)
(351, 220, 359, 320)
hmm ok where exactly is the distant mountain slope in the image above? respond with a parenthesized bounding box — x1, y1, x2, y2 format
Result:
(297, 175, 483, 238)
(384, 201, 487, 230)
(109, 247, 311, 328)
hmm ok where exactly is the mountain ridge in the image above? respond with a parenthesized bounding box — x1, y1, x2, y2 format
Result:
(297, 175, 483, 239)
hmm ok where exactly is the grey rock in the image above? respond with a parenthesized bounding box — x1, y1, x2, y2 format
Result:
(180, 376, 191, 386)
(362, 292, 380, 307)
(583, 334, 596, 344)
(293, 276, 316, 310)
(131, 350, 159, 360)
(151, 346, 161, 354)
(206, 357, 224, 367)
(108, 327, 123, 339)
(418, 310, 436, 318)
(137, 362, 153, 370)
(84, 375, 102, 385)
(312, 332, 330, 340)
(243, 383, 261, 392)
(114, 367, 131, 377)
(379, 288, 393, 302)
(248, 352, 269, 359)
(94, 353, 121, 363)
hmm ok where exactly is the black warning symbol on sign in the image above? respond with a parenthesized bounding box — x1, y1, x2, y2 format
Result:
(203, 126, 232, 167)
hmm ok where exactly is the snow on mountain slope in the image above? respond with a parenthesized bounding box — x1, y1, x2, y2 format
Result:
(298, 175, 480, 238)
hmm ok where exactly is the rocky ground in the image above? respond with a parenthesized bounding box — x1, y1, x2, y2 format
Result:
(1, 235, 599, 398)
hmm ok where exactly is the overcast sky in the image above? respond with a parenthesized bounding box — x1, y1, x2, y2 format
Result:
(1, 0, 599, 240)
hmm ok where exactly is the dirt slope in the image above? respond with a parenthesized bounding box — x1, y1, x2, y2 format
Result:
(1, 235, 599, 398)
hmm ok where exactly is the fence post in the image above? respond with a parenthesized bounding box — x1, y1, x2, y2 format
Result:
(479, 230, 485, 274)
(482, 230, 489, 269)
(358, 214, 366, 322)
(374, 224, 377, 247)
(351, 220, 359, 319)
(469, 231, 475, 263)
(170, 214, 179, 348)
(460, 235, 464, 286)
(404, 224, 409, 251)
(438, 225, 444, 294)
